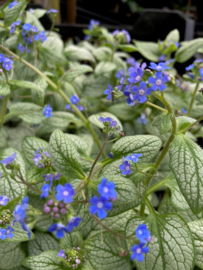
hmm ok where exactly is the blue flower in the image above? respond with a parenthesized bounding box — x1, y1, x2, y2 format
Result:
(33, 153, 42, 165)
(0, 196, 9, 206)
(0, 153, 16, 166)
(40, 183, 51, 198)
(122, 29, 131, 43)
(99, 117, 120, 130)
(48, 223, 68, 238)
(181, 108, 188, 114)
(128, 67, 143, 84)
(70, 94, 80, 105)
(185, 64, 194, 71)
(54, 172, 62, 180)
(89, 195, 112, 219)
(148, 71, 168, 91)
(149, 62, 170, 71)
(65, 104, 71, 110)
(88, 19, 100, 30)
(158, 55, 166, 62)
(22, 23, 32, 32)
(131, 81, 151, 103)
(126, 57, 136, 66)
(136, 224, 152, 244)
(125, 153, 142, 163)
(195, 59, 203, 63)
(39, 31, 47, 42)
(55, 183, 75, 203)
(0, 54, 5, 63)
(58, 250, 66, 258)
(98, 178, 117, 200)
(43, 104, 52, 118)
(124, 86, 135, 106)
(131, 243, 149, 262)
(67, 217, 82, 231)
(34, 34, 41, 41)
(187, 73, 194, 79)
(6, 226, 14, 238)
(10, 20, 21, 33)
(119, 160, 131, 175)
(17, 43, 26, 53)
(0, 228, 6, 240)
(2, 58, 14, 71)
(137, 113, 148, 124)
(108, 152, 114, 159)
(199, 68, 203, 80)
(8, 1, 18, 9)
(43, 173, 54, 182)
(21, 222, 31, 238)
(31, 26, 38, 33)
(116, 70, 124, 79)
(0, 96, 2, 100)
(47, 9, 58, 14)
(104, 84, 113, 100)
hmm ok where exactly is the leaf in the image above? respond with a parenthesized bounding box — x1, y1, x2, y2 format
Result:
(125, 213, 195, 270)
(4, 2, 26, 26)
(32, 8, 47, 19)
(95, 61, 116, 77)
(0, 242, 25, 270)
(88, 112, 123, 135)
(32, 77, 48, 106)
(83, 76, 113, 98)
(10, 79, 44, 92)
(0, 128, 8, 149)
(85, 231, 131, 270)
(175, 38, 203, 63)
(169, 134, 203, 214)
(22, 250, 64, 270)
(176, 116, 196, 133)
(62, 65, 93, 82)
(100, 28, 114, 43)
(22, 136, 49, 165)
(188, 219, 203, 269)
(1, 223, 34, 243)
(165, 29, 180, 42)
(60, 231, 83, 249)
(42, 36, 64, 53)
(92, 47, 112, 61)
(0, 81, 10, 96)
(28, 231, 60, 256)
(111, 135, 162, 162)
(39, 47, 67, 65)
(64, 45, 96, 63)
(0, 196, 21, 213)
(107, 102, 138, 121)
(0, 148, 27, 200)
(152, 112, 171, 134)
(49, 129, 85, 179)
(64, 134, 88, 155)
(8, 102, 43, 124)
(25, 10, 44, 31)
(118, 44, 137, 52)
(133, 40, 159, 61)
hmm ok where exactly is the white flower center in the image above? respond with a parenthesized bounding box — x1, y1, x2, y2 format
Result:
(103, 187, 108, 193)
(156, 79, 162, 85)
(136, 75, 141, 81)
(126, 166, 130, 170)
(7, 230, 10, 234)
(63, 191, 69, 196)
(97, 202, 103, 209)
(136, 248, 142, 254)
(138, 230, 142, 234)
(139, 89, 145, 95)
(157, 65, 162, 70)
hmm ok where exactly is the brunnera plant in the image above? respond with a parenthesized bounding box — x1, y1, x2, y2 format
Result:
(0, 1, 203, 270)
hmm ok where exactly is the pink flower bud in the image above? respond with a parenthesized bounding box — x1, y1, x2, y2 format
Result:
(53, 207, 59, 213)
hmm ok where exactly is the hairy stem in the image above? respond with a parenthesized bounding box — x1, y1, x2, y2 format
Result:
(139, 203, 146, 217)
(0, 72, 9, 131)
(187, 81, 200, 117)
(146, 101, 168, 113)
(146, 174, 172, 196)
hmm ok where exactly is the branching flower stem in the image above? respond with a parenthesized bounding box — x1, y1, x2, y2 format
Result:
(187, 81, 200, 117)
(0, 44, 105, 158)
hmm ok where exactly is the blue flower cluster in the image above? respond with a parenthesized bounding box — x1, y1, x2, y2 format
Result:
(184, 59, 203, 81)
(99, 116, 120, 133)
(131, 224, 151, 262)
(88, 19, 100, 30)
(0, 195, 10, 206)
(0, 226, 14, 240)
(120, 153, 142, 175)
(0, 152, 16, 166)
(33, 148, 50, 168)
(57, 246, 85, 267)
(0, 54, 14, 71)
(43, 104, 52, 118)
(89, 178, 117, 219)
(66, 94, 87, 112)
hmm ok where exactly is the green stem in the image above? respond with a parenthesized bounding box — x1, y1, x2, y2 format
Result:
(145, 198, 156, 215)
(74, 178, 88, 195)
(0, 95, 9, 131)
(187, 82, 200, 117)
(146, 101, 168, 113)
(178, 114, 203, 134)
(0, 45, 104, 155)
(146, 174, 171, 196)
(139, 203, 145, 217)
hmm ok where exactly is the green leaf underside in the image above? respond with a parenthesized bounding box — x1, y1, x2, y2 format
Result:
(125, 214, 195, 270)
(85, 232, 131, 270)
(4, 2, 26, 26)
(152, 113, 171, 134)
(169, 134, 203, 214)
(0, 81, 11, 95)
(62, 65, 93, 82)
(49, 129, 85, 179)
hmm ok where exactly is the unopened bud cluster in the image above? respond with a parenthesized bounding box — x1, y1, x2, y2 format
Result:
(44, 200, 70, 220)
(58, 247, 86, 269)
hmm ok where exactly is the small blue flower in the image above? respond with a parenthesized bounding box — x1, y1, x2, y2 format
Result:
(54, 172, 61, 180)
(22, 23, 32, 32)
(67, 217, 82, 231)
(48, 223, 68, 238)
(17, 43, 26, 53)
(185, 64, 194, 71)
(127, 57, 136, 66)
(2, 58, 14, 71)
(148, 71, 168, 92)
(104, 84, 113, 100)
(6, 226, 14, 238)
(181, 108, 188, 114)
(58, 250, 66, 258)
(116, 70, 124, 79)
(195, 59, 203, 63)
(107, 152, 114, 159)
(136, 224, 152, 244)
(65, 104, 71, 110)
(131, 81, 151, 104)
(128, 67, 143, 84)
(10, 20, 21, 33)
(0, 196, 9, 206)
(31, 26, 38, 33)
(13, 205, 26, 223)
(199, 68, 203, 80)
(43, 104, 52, 118)
(39, 31, 47, 42)
(125, 153, 142, 163)
(40, 183, 51, 198)
(0, 54, 5, 63)
(99, 117, 120, 130)
(122, 29, 131, 43)
(124, 86, 135, 106)
(43, 173, 54, 182)
(98, 178, 117, 200)
(119, 160, 131, 175)
(88, 19, 100, 30)
(33, 153, 42, 165)
(149, 62, 170, 71)
(0, 228, 6, 240)
(0, 153, 16, 166)
(8, 1, 18, 9)
(47, 9, 58, 14)
(131, 243, 149, 262)
(76, 105, 85, 111)
(187, 73, 194, 79)
(137, 113, 148, 124)
(70, 94, 80, 105)
(158, 55, 166, 62)
(89, 195, 112, 219)
(34, 33, 41, 41)
(55, 183, 75, 203)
